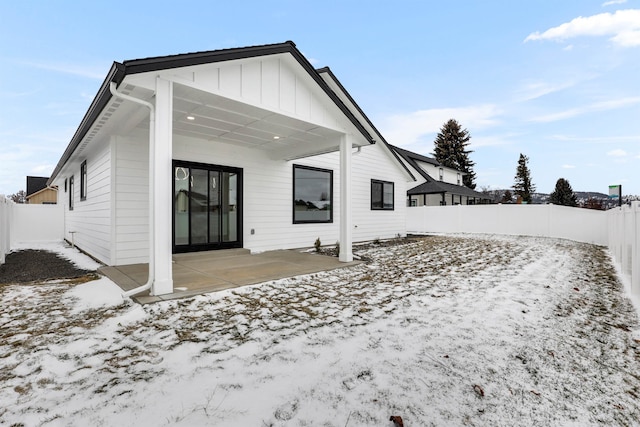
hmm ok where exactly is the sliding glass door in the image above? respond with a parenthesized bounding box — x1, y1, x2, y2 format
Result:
(173, 161, 242, 252)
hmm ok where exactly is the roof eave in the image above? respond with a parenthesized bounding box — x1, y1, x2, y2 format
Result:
(49, 42, 375, 186)
(48, 62, 125, 185)
(317, 67, 416, 181)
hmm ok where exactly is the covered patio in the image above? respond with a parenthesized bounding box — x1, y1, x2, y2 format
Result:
(99, 248, 360, 303)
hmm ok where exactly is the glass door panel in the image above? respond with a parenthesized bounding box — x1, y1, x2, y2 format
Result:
(190, 168, 208, 245)
(174, 167, 189, 246)
(222, 172, 237, 242)
(173, 162, 242, 252)
(209, 171, 220, 243)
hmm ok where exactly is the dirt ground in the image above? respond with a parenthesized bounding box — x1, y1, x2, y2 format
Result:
(0, 250, 95, 285)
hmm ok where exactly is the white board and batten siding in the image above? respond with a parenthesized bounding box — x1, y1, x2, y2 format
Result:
(126, 55, 348, 135)
(58, 140, 112, 264)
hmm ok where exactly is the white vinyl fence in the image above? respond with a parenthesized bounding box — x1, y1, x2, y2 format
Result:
(0, 196, 11, 264)
(607, 202, 640, 295)
(407, 204, 608, 245)
(407, 203, 639, 295)
(0, 199, 64, 265)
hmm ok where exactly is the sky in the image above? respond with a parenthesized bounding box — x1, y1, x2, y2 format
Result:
(1, 0, 639, 196)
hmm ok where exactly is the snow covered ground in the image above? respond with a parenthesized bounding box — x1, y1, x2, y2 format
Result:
(2, 235, 640, 426)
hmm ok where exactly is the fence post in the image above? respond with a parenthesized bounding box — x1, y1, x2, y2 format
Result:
(0, 196, 10, 264)
(632, 202, 640, 295)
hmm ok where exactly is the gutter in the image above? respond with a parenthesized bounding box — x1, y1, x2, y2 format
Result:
(109, 82, 155, 298)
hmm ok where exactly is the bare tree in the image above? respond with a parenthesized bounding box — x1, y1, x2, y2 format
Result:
(8, 190, 26, 204)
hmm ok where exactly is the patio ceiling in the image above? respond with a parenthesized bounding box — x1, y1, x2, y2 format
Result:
(170, 83, 353, 160)
(71, 80, 365, 165)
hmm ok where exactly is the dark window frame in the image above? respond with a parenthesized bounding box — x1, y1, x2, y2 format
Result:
(371, 179, 394, 211)
(68, 175, 74, 211)
(80, 161, 87, 201)
(172, 159, 244, 253)
(292, 164, 333, 224)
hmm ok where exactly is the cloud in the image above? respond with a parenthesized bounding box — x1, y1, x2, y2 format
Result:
(379, 104, 502, 146)
(470, 132, 523, 149)
(550, 134, 640, 143)
(602, 0, 627, 6)
(530, 96, 640, 122)
(524, 9, 640, 47)
(515, 80, 577, 102)
(17, 60, 106, 80)
(31, 164, 54, 175)
(607, 149, 628, 156)
(562, 164, 576, 169)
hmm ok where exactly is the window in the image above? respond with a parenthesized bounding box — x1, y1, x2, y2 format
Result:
(68, 175, 74, 210)
(371, 179, 394, 210)
(457, 173, 461, 185)
(80, 161, 87, 201)
(439, 168, 444, 181)
(409, 198, 417, 207)
(64, 178, 67, 192)
(293, 165, 332, 223)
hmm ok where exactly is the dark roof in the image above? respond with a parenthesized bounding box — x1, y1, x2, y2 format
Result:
(316, 67, 415, 181)
(26, 176, 49, 197)
(390, 145, 441, 184)
(408, 180, 490, 199)
(49, 41, 374, 185)
(392, 145, 440, 167)
(391, 145, 489, 199)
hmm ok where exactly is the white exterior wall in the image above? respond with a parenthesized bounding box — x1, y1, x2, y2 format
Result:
(334, 143, 407, 244)
(172, 135, 407, 254)
(112, 134, 149, 265)
(410, 193, 445, 207)
(58, 141, 112, 264)
(415, 161, 460, 185)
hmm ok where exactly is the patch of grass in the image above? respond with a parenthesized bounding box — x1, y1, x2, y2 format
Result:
(13, 384, 31, 395)
(36, 377, 54, 387)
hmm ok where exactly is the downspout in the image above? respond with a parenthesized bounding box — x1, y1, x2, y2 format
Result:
(109, 82, 155, 298)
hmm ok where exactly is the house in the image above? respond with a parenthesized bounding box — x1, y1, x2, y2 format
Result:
(25, 176, 57, 204)
(47, 41, 414, 297)
(392, 146, 492, 206)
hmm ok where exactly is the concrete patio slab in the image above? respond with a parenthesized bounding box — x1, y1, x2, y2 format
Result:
(99, 249, 360, 304)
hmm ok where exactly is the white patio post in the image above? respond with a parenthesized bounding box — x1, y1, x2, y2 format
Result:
(152, 77, 174, 295)
(339, 134, 353, 262)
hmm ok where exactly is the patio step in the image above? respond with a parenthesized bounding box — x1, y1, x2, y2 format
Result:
(172, 248, 251, 262)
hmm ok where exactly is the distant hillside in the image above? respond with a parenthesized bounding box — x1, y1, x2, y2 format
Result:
(486, 189, 637, 210)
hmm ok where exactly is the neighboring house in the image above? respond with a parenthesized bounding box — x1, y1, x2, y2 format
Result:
(25, 176, 57, 204)
(47, 41, 414, 296)
(392, 146, 492, 206)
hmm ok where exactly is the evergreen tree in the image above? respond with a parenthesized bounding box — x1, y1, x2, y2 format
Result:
(501, 189, 513, 203)
(433, 119, 477, 189)
(549, 178, 578, 207)
(513, 154, 535, 203)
